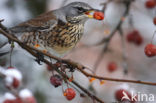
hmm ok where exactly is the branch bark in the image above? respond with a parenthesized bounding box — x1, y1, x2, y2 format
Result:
(1, 26, 156, 87)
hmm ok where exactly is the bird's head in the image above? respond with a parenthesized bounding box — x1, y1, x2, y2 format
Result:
(62, 2, 104, 24)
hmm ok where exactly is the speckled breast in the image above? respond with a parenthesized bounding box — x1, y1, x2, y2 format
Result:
(21, 23, 84, 55)
(47, 23, 84, 54)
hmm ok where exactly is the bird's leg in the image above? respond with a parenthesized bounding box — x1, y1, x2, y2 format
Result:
(35, 52, 44, 65)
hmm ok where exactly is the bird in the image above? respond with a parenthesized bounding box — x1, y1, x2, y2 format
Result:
(3, 2, 104, 58)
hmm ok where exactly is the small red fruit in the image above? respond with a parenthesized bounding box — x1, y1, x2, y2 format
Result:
(47, 65, 52, 71)
(3, 100, 15, 103)
(14, 98, 23, 103)
(19, 89, 36, 103)
(107, 62, 117, 72)
(93, 11, 104, 20)
(64, 88, 76, 101)
(126, 30, 143, 45)
(5, 77, 20, 89)
(145, 43, 156, 57)
(12, 78, 20, 88)
(115, 89, 131, 101)
(24, 97, 36, 103)
(50, 75, 62, 87)
(115, 89, 137, 103)
(7, 67, 15, 69)
(153, 17, 156, 25)
(145, 0, 156, 9)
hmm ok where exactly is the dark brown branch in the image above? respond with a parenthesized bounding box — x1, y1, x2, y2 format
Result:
(0, 28, 104, 103)
(78, 67, 156, 86)
(1, 26, 156, 87)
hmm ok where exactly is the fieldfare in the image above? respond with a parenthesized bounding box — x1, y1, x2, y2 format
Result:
(9, 2, 104, 57)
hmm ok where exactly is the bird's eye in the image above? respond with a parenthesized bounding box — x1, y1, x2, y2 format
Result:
(76, 7, 85, 13)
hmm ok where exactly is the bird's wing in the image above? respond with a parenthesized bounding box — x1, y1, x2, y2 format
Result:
(9, 11, 58, 33)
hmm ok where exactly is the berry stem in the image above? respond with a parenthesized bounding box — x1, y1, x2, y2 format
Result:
(151, 30, 156, 44)
(9, 41, 14, 67)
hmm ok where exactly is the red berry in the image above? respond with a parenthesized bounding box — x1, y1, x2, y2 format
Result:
(64, 88, 76, 101)
(115, 89, 131, 101)
(3, 93, 17, 103)
(107, 62, 117, 72)
(126, 30, 143, 45)
(14, 98, 23, 103)
(12, 78, 20, 88)
(145, 44, 156, 57)
(50, 75, 62, 87)
(134, 35, 143, 45)
(115, 89, 137, 103)
(19, 89, 36, 103)
(47, 65, 52, 71)
(3, 100, 15, 103)
(145, 0, 156, 9)
(5, 77, 20, 89)
(127, 33, 134, 42)
(3, 98, 22, 103)
(93, 11, 104, 20)
(24, 97, 36, 103)
(153, 17, 156, 25)
(7, 67, 15, 69)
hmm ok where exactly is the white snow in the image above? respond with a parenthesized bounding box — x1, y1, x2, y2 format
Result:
(117, 83, 130, 90)
(0, 66, 6, 75)
(4, 92, 16, 100)
(4, 68, 22, 81)
(19, 89, 33, 98)
(4, 76, 14, 86)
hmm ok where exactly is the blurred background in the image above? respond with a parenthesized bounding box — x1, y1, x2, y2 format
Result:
(0, 0, 156, 103)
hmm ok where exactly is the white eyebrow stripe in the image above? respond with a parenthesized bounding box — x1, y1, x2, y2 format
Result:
(74, 6, 91, 11)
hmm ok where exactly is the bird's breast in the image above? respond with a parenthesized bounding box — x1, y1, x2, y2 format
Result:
(21, 23, 84, 56)
(47, 23, 84, 54)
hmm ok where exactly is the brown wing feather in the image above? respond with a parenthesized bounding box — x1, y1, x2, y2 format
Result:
(18, 11, 57, 27)
(10, 11, 58, 33)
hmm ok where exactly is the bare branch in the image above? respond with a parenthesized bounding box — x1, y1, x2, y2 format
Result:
(0, 25, 156, 87)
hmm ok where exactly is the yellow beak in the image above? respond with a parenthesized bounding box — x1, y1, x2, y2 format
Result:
(85, 10, 95, 18)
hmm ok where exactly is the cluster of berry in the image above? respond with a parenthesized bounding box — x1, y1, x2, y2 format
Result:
(126, 30, 143, 46)
(47, 63, 76, 101)
(49, 74, 76, 101)
(3, 89, 36, 103)
(144, 0, 156, 57)
(145, 0, 156, 25)
(0, 67, 36, 103)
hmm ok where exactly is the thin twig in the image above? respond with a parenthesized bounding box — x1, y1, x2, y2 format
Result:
(119, 28, 128, 74)
(0, 28, 104, 103)
(1, 27, 156, 86)
(93, 0, 132, 74)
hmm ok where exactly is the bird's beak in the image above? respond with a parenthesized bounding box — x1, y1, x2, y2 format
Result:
(85, 10, 94, 18)
(85, 10, 104, 20)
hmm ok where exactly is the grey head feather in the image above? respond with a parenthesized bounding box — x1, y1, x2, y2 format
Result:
(59, 2, 94, 24)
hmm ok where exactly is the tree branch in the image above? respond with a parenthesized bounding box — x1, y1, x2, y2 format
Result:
(93, 0, 132, 74)
(0, 24, 156, 88)
(0, 28, 105, 103)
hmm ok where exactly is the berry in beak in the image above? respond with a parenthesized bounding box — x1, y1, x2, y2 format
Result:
(85, 10, 104, 20)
